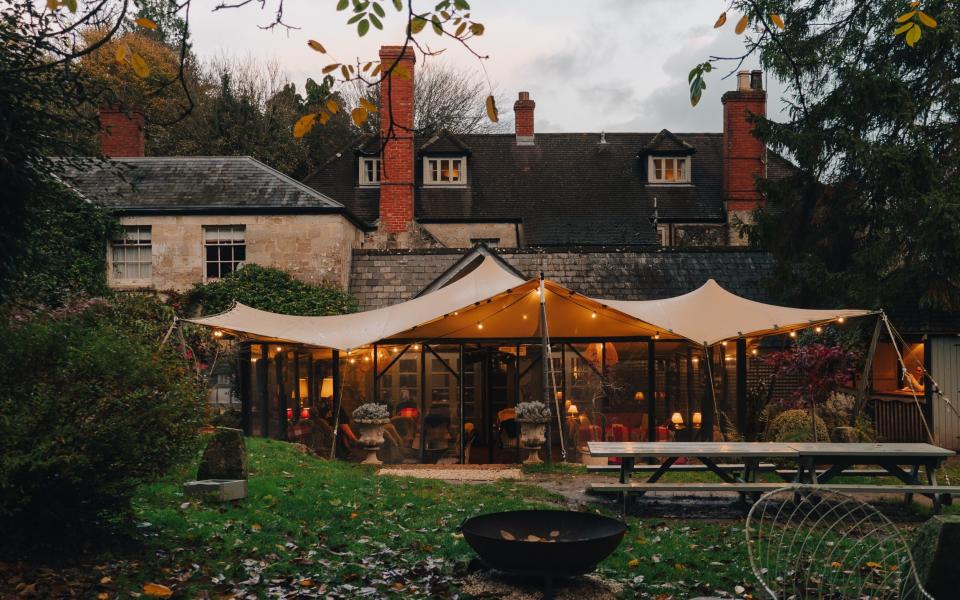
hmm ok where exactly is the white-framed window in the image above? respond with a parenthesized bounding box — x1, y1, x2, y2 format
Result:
(359, 157, 380, 186)
(111, 225, 152, 281)
(424, 156, 466, 185)
(648, 156, 690, 183)
(203, 225, 246, 280)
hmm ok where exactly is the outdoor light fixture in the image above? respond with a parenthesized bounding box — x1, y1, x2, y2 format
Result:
(213, 330, 224, 338)
(591, 311, 597, 319)
(751, 348, 759, 356)
(692, 412, 702, 429)
(815, 326, 823, 333)
(721, 341, 727, 347)
(413, 344, 421, 351)
(838, 317, 845, 323)
(789, 331, 797, 338)
(477, 322, 484, 330)
(275, 346, 283, 352)
(654, 332, 661, 340)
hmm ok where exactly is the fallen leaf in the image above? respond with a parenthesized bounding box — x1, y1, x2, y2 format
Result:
(627, 558, 640, 568)
(251, 523, 262, 532)
(143, 583, 172, 598)
(499, 529, 515, 540)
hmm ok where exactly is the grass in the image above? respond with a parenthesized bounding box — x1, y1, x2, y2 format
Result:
(7, 439, 950, 598)
(104, 439, 762, 598)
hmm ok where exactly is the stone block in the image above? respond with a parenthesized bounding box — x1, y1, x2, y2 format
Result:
(184, 479, 248, 502)
(910, 515, 960, 599)
(197, 427, 248, 480)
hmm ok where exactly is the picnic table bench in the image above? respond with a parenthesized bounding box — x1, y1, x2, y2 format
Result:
(587, 441, 959, 513)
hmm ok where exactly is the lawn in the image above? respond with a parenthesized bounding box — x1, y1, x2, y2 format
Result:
(5, 439, 947, 599)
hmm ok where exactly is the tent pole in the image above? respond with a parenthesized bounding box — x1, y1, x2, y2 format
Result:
(539, 274, 555, 464)
(703, 344, 725, 442)
(329, 349, 341, 460)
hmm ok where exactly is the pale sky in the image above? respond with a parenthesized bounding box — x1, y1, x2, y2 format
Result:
(188, 0, 787, 133)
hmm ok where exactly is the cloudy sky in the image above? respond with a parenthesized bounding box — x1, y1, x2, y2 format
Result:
(188, 0, 787, 133)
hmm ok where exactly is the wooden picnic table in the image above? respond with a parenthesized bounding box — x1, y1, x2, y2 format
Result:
(587, 441, 958, 512)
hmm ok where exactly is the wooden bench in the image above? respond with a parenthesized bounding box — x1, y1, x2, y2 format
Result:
(588, 463, 777, 474)
(589, 481, 960, 499)
(774, 468, 891, 481)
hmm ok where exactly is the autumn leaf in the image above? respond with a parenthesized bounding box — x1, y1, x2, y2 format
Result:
(735, 14, 750, 34)
(770, 14, 785, 30)
(917, 11, 937, 28)
(410, 16, 427, 34)
(326, 99, 339, 114)
(45, 0, 58, 10)
(130, 53, 150, 78)
(351, 107, 368, 127)
(360, 97, 378, 113)
(251, 522, 262, 532)
(143, 583, 173, 598)
(115, 44, 130, 64)
(392, 63, 411, 80)
(628, 558, 640, 568)
(135, 17, 157, 30)
(714, 12, 727, 28)
(469, 22, 485, 36)
(897, 11, 917, 23)
(318, 111, 331, 125)
(341, 65, 350, 80)
(894, 22, 914, 35)
(307, 40, 326, 53)
(322, 63, 340, 74)
(905, 23, 922, 46)
(485, 95, 498, 123)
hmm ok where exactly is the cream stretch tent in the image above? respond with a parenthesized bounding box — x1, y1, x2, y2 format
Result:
(188, 258, 873, 348)
(595, 279, 875, 346)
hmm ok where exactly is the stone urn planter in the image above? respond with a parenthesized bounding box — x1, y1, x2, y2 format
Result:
(516, 401, 552, 464)
(352, 403, 390, 465)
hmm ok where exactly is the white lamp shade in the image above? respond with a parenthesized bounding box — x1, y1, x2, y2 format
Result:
(671, 412, 684, 425)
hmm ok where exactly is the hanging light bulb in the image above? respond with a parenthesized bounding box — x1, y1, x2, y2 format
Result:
(213, 330, 224, 338)
(522, 314, 528, 320)
(789, 331, 797, 338)
(751, 348, 759, 356)
(814, 326, 823, 334)
(591, 311, 597, 319)
(477, 322, 484, 330)
(654, 332, 661, 340)
(838, 316, 845, 324)
(721, 341, 727, 347)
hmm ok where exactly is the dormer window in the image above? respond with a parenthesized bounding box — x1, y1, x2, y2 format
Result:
(648, 156, 690, 183)
(359, 157, 380, 186)
(424, 156, 466, 186)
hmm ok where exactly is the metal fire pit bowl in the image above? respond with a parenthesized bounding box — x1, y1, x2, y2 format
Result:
(459, 509, 626, 596)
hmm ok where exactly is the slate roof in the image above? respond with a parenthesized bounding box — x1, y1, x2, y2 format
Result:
(304, 132, 795, 247)
(57, 156, 346, 213)
(348, 246, 779, 311)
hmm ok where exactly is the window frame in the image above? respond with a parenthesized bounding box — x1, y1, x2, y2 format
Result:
(647, 155, 691, 184)
(358, 157, 381, 186)
(110, 225, 153, 283)
(203, 224, 246, 281)
(423, 156, 467, 186)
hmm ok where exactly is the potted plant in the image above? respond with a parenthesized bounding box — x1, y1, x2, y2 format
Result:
(516, 401, 552, 464)
(352, 403, 390, 464)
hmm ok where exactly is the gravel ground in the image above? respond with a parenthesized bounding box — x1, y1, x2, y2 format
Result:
(378, 465, 524, 481)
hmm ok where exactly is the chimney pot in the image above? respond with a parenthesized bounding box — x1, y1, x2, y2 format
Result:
(513, 91, 535, 146)
(750, 70, 763, 91)
(737, 71, 751, 91)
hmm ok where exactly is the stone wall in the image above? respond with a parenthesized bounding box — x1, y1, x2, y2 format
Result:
(109, 214, 363, 292)
(419, 222, 520, 248)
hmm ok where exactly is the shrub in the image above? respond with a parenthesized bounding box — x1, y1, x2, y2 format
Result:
(0, 295, 205, 541)
(186, 264, 359, 316)
(516, 401, 552, 422)
(765, 408, 829, 443)
(352, 403, 389, 423)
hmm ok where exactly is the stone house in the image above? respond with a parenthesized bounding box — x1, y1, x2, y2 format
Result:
(56, 44, 959, 451)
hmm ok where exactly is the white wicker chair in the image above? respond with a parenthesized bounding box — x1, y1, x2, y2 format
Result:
(745, 486, 933, 599)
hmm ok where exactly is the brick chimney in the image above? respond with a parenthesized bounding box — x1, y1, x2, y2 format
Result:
(514, 91, 535, 146)
(722, 70, 766, 243)
(378, 45, 416, 233)
(99, 108, 145, 157)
